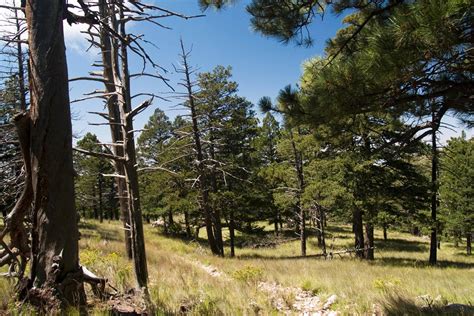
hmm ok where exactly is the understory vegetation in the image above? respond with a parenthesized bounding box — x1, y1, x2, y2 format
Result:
(2, 220, 472, 315)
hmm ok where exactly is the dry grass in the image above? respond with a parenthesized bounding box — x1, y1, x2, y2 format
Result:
(1, 220, 473, 315)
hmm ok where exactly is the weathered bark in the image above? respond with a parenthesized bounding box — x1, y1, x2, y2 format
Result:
(98, 0, 132, 260)
(116, 3, 148, 288)
(364, 222, 374, 260)
(209, 138, 224, 256)
(429, 112, 438, 265)
(179, 40, 220, 256)
(299, 202, 306, 256)
(353, 206, 365, 259)
(25, 0, 85, 305)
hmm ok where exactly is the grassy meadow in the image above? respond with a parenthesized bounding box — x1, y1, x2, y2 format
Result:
(1, 220, 472, 315)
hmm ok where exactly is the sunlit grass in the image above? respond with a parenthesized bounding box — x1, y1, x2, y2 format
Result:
(1, 219, 472, 314)
(78, 219, 473, 314)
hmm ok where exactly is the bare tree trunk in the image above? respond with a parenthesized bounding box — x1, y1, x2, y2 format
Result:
(429, 110, 438, 265)
(353, 206, 365, 259)
(98, 0, 132, 259)
(289, 128, 305, 256)
(320, 223, 326, 257)
(364, 222, 374, 260)
(319, 207, 326, 256)
(299, 201, 306, 256)
(179, 40, 220, 256)
(209, 138, 224, 256)
(116, 4, 148, 288)
(92, 184, 98, 219)
(383, 224, 388, 241)
(25, 0, 85, 305)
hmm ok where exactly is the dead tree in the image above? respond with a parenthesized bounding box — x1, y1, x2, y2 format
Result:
(177, 40, 221, 256)
(23, 0, 85, 305)
(309, 203, 326, 256)
(0, 0, 28, 218)
(98, 0, 132, 259)
(68, 0, 204, 288)
(289, 127, 306, 257)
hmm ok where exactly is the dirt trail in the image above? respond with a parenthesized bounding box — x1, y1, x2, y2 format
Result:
(190, 259, 339, 315)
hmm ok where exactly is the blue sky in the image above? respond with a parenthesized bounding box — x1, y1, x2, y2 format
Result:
(63, 0, 470, 144)
(66, 0, 343, 141)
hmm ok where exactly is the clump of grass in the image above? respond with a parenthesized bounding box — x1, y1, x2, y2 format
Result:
(301, 280, 326, 295)
(373, 277, 402, 292)
(232, 265, 264, 285)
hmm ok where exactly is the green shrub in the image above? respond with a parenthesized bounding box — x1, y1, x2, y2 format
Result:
(232, 265, 264, 284)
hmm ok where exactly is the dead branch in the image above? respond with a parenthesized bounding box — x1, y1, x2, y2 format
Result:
(73, 147, 125, 162)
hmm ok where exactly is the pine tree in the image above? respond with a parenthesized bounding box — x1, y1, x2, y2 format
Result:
(440, 134, 473, 255)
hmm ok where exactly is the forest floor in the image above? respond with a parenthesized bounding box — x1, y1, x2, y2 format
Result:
(1, 220, 473, 315)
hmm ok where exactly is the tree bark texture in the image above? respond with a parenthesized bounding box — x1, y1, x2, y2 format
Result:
(25, 0, 85, 305)
(353, 206, 365, 259)
(429, 114, 438, 265)
(98, 0, 132, 260)
(115, 6, 148, 288)
(364, 222, 374, 260)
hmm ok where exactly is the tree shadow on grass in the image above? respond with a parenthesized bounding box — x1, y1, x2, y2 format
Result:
(78, 220, 99, 231)
(79, 220, 122, 242)
(236, 252, 331, 261)
(325, 225, 353, 235)
(375, 238, 428, 253)
(148, 228, 211, 250)
(372, 257, 474, 269)
(381, 294, 474, 315)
